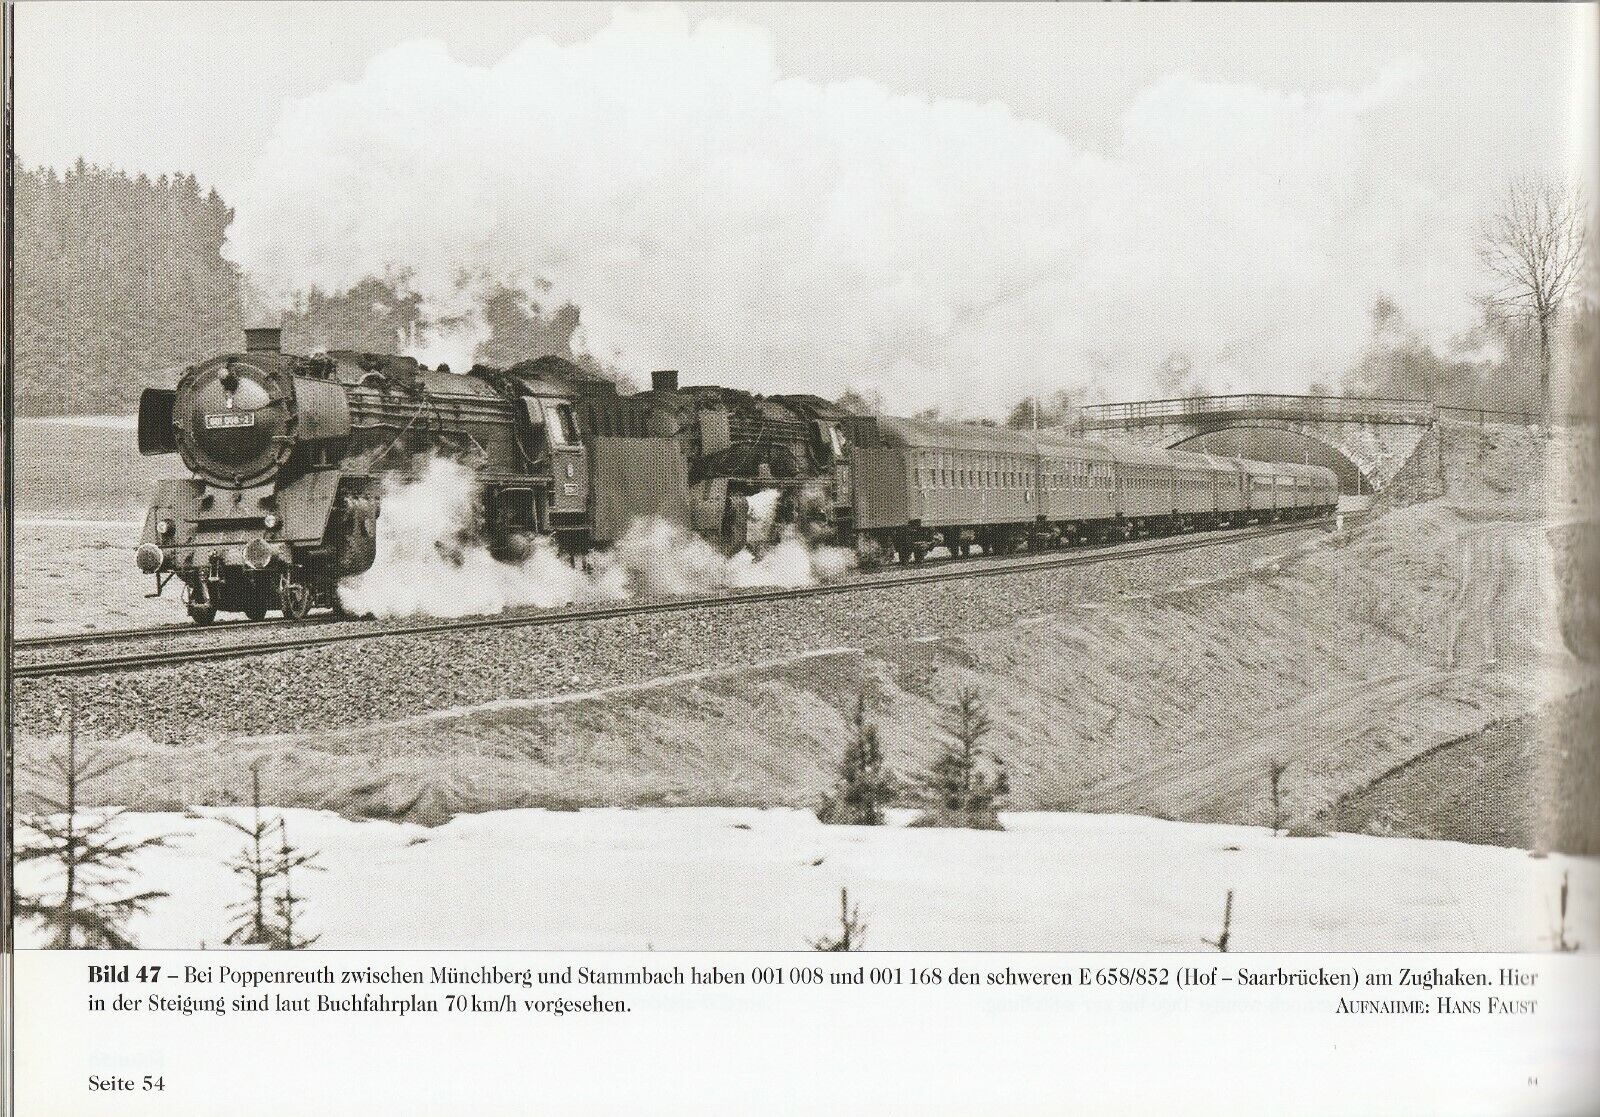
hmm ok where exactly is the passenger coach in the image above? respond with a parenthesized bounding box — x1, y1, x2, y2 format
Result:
(844, 416, 1338, 563)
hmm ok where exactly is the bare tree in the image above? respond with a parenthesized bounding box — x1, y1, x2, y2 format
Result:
(1478, 176, 1589, 428)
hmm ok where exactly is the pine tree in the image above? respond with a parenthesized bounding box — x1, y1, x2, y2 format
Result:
(1202, 890, 1235, 953)
(14, 696, 168, 948)
(222, 762, 277, 946)
(909, 686, 1010, 830)
(221, 763, 323, 949)
(817, 694, 898, 826)
(1266, 758, 1289, 836)
(809, 887, 867, 951)
(270, 818, 323, 951)
(13, 161, 245, 414)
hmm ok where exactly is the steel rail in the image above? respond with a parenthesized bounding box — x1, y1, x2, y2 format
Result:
(15, 614, 338, 650)
(13, 516, 1339, 680)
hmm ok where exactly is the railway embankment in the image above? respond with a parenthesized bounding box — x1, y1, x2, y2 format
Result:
(16, 502, 1584, 842)
(12, 524, 1328, 784)
(15, 421, 1591, 844)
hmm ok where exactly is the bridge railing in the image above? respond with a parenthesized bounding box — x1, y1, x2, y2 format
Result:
(1078, 393, 1437, 429)
(1435, 404, 1593, 426)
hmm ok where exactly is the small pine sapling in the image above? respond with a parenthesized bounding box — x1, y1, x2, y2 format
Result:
(817, 693, 898, 826)
(1266, 758, 1289, 836)
(1553, 871, 1579, 953)
(14, 696, 169, 948)
(909, 686, 1010, 830)
(271, 817, 324, 950)
(1202, 890, 1234, 953)
(222, 762, 278, 946)
(222, 762, 324, 948)
(810, 887, 867, 951)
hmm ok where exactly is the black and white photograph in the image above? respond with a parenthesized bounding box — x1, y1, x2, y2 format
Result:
(2, 1, 1598, 1112)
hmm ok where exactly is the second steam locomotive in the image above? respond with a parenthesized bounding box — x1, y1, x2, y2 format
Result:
(135, 327, 1338, 623)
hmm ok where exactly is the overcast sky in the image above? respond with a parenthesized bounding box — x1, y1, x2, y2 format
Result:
(12, 2, 1597, 409)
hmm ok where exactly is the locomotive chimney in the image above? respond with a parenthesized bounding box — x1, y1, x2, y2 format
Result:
(244, 325, 282, 353)
(651, 369, 679, 392)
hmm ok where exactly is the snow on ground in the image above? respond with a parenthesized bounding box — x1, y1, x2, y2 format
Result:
(12, 415, 185, 634)
(13, 518, 187, 635)
(13, 806, 1594, 952)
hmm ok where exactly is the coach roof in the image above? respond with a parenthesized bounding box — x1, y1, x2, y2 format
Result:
(872, 415, 1042, 455)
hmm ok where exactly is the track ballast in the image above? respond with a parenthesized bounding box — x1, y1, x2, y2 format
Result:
(13, 516, 1341, 680)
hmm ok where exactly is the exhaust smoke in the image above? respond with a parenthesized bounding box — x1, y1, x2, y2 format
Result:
(336, 458, 855, 620)
(224, 7, 1466, 415)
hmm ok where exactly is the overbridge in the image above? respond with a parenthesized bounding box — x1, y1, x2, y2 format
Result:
(1073, 393, 1542, 494)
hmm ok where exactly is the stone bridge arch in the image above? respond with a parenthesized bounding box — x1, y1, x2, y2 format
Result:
(1101, 418, 1429, 494)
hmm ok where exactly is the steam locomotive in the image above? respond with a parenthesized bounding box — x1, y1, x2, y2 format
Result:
(135, 327, 1338, 623)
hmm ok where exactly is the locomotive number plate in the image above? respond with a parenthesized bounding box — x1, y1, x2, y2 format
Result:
(562, 483, 580, 496)
(204, 412, 256, 429)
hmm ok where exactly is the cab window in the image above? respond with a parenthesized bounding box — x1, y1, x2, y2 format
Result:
(545, 402, 579, 447)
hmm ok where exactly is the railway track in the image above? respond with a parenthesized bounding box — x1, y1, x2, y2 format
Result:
(13, 516, 1339, 680)
(15, 614, 338, 650)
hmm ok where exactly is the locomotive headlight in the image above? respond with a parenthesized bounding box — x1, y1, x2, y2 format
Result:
(157, 517, 174, 537)
(243, 538, 275, 571)
(136, 543, 165, 573)
(263, 512, 280, 531)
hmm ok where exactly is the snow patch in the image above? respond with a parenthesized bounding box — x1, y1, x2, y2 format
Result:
(13, 807, 1594, 950)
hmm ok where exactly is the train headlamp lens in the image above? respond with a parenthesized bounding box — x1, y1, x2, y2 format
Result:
(157, 518, 174, 537)
(263, 512, 280, 530)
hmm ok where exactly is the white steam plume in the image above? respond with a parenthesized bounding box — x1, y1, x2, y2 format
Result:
(336, 458, 853, 620)
(402, 313, 493, 375)
(227, 6, 1476, 414)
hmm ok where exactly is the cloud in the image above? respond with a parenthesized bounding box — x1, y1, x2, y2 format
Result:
(226, 6, 1478, 414)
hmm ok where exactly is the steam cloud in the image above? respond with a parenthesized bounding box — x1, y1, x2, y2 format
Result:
(335, 458, 854, 619)
(227, 6, 1476, 414)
